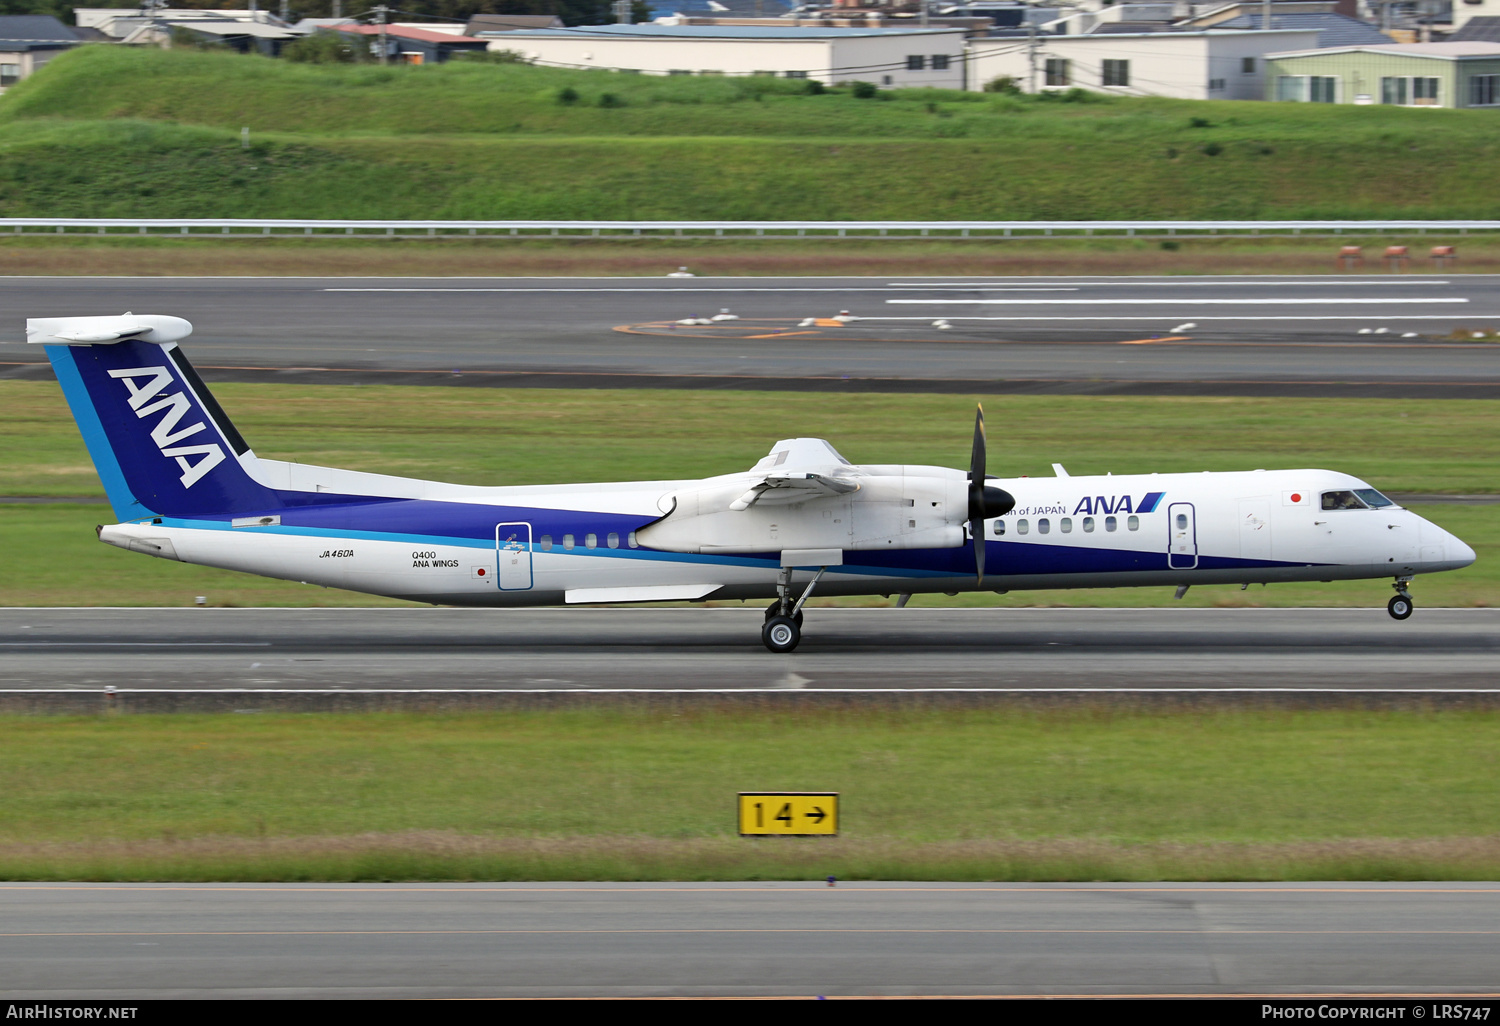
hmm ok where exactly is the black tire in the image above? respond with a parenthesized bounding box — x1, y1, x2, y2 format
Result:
(762, 615, 801, 653)
(1388, 594, 1414, 620)
(764, 601, 804, 627)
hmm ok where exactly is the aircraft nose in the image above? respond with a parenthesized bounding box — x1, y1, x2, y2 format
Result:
(1420, 516, 1477, 570)
(1451, 533, 1478, 569)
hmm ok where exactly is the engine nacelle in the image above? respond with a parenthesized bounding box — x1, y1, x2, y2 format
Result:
(637, 469, 967, 554)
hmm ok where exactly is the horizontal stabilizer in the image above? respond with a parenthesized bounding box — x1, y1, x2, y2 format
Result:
(28, 314, 192, 346)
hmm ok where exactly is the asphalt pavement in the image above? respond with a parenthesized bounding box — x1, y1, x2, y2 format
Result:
(4, 882, 1499, 998)
(3, 274, 1500, 395)
(2, 607, 1496, 696)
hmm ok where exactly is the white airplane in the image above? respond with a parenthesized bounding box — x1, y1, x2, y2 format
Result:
(33, 313, 1476, 653)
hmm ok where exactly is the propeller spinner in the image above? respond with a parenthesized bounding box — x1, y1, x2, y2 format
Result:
(968, 404, 1015, 584)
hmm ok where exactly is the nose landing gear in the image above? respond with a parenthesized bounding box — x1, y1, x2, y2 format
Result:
(1388, 577, 1414, 621)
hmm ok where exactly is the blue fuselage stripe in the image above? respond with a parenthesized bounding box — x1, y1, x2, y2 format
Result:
(158, 498, 1326, 580)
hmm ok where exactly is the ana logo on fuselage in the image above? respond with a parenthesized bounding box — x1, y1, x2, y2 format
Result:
(1072, 492, 1165, 516)
(107, 365, 225, 488)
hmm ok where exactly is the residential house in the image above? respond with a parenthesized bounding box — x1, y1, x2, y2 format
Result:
(0, 15, 80, 91)
(967, 28, 1320, 98)
(485, 23, 969, 87)
(1265, 40, 1500, 105)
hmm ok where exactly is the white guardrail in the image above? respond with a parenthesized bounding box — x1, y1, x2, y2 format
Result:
(0, 218, 1497, 238)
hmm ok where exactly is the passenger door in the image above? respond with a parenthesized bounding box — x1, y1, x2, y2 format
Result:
(495, 522, 533, 591)
(1168, 502, 1198, 570)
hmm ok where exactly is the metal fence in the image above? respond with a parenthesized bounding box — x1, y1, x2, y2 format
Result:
(2, 218, 1497, 239)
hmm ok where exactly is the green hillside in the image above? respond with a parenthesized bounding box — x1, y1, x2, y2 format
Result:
(0, 44, 1497, 219)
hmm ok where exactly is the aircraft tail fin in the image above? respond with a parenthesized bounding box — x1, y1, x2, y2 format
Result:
(32, 315, 284, 521)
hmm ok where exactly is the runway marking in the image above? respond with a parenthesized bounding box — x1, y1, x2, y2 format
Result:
(886, 281, 1457, 288)
(844, 995, 1500, 1001)
(860, 315, 1491, 322)
(611, 321, 1196, 345)
(4, 688, 1500, 695)
(541, 994, 1500, 1001)
(322, 287, 1080, 294)
(4, 688, 1500, 696)
(0, 642, 271, 648)
(886, 298, 1469, 306)
(5, 928, 1500, 938)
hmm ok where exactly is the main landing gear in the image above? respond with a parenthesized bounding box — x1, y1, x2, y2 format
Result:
(1388, 577, 1414, 621)
(762, 565, 827, 653)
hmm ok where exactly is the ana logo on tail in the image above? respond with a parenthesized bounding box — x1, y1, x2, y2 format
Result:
(107, 365, 225, 488)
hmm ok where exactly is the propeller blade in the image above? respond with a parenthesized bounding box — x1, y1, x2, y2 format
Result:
(970, 405, 986, 584)
(967, 404, 1016, 586)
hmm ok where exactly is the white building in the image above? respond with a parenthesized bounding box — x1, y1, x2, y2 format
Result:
(966, 28, 1320, 98)
(486, 24, 969, 89)
(74, 8, 297, 39)
(1450, 0, 1500, 36)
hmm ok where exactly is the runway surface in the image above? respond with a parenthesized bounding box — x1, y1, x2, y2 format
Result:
(5, 882, 1500, 998)
(3, 607, 1496, 692)
(3, 275, 1500, 395)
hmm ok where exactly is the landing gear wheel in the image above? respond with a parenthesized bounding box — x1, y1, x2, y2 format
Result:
(1388, 593, 1414, 620)
(762, 615, 801, 653)
(764, 601, 804, 628)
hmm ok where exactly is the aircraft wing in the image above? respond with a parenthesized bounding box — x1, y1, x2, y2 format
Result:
(732, 438, 860, 510)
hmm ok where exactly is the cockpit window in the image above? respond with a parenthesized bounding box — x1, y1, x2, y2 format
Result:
(1321, 490, 1368, 511)
(1354, 488, 1396, 509)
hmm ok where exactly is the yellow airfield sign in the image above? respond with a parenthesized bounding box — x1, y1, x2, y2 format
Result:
(738, 792, 838, 836)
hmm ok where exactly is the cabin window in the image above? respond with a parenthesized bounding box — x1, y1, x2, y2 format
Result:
(585, 532, 598, 549)
(1037, 518, 1050, 535)
(1127, 515, 1139, 531)
(1082, 516, 1095, 533)
(1175, 513, 1189, 529)
(1060, 517, 1072, 534)
(1017, 519, 1029, 535)
(992, 519, 1006, 536)
(607, 532, 620, 549)
(563, 534, 575, 550)
(539, 535, 553, 551)
(1321, 490, 1368, 511)
(628, 531, 639, 548)
(1105, 516, 1118, 532)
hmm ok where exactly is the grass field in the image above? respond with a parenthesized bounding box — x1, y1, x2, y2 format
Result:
(2, 708, 1498, 881)
(3, 46, 1500, 220)
(1, 380, 1494, 608)
(1, 234, 1497, 279)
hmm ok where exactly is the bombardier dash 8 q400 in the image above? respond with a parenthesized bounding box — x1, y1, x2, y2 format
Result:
(35, 313, 1476, 653)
